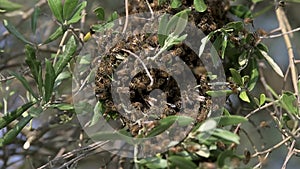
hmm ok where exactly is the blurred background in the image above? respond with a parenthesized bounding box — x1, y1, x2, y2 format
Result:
(1, 0, 300, 168)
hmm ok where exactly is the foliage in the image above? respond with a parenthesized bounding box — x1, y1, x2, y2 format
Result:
(0, 0, 300, 168)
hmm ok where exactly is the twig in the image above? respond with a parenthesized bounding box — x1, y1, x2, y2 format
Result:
(122, 0, 129, 33)
(252, 128, 300, 157)
(275, 6, 299, 103)
(53, 30, 70, 65)
(260, 27, 300, 39)
(281, 140, 296, 169)
(145, 0, 154, 19)
(233, 101, 276, 134)
(38, 141, 109, 169)
(121, 49, 154, 86)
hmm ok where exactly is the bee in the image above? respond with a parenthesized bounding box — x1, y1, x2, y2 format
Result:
(83, 28, 95, 42)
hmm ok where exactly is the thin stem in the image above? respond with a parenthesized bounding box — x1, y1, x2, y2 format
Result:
(122, 0, 129, 33)
(122, 49, 154, 86)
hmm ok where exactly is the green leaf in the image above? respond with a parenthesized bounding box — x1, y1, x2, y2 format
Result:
(198, 119, 217, 132)
(0, 0, 21, 12)
(138, 157, 168, 169)
(168, 155, 197, 169)
(28, 106, 43, 117)
(238, 51, 248, 67)
(50, 103, 74, 111)
(31, 7, 40, 33)
(63, 0, 79, 20)
(67, 1, 87, 24)
(9, 71, 38, 99)
(239, 91, 250, 103)
(92, 22, 114, 33)
(91, 130, 133, 144)
(224, 21, 244, 31)
(3, 20, 32, 45)
(260, 50, 284, 77)
(93, 6, 105, 20)
(199, 33, 213, 56)
(221, 34, 228, 59)
(0, 115, 33, 147)
(158, 14, 170, 46)
(247, 58, 259, 91)
(213, 115, 248, 126)
(146, 116, 193, 137)
(252, 0, 263, 3)
(212, 129, 240, 144)
(256, 43, 269, 52)
(54, 71, 71, 88)
(206, 90, 232, 97)
(42, 26, 64, 44)
(108, 11, 118, 22)
(171, 0, 182, 8)
(0, 102, 34, 130)
(55, 36, 77, 75)
(44, 59, 56, 103)
(48, 0, 63, 23)
(194, 0, 207, 12)
(90, 102, 104, 126)
(166, 9, 190, 37)
(230, 5, 252, 19)
(280, 92, 298, 115)
(259, 93, 266, 106)
(230, 68, 243, 86)
(25, 45, 43, 94)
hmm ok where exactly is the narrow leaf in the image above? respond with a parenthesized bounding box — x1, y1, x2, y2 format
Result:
(48, 0, 63, 22)
(194, 0, 207, 12)
(221, 34, 228, 59)
(25, 45, 43, 94)
(28, 106, 43, 117)
(90, 102, 104, 126)
(199, 32, 213, 56)
(146, 116, 192, 137)
(206, 90, 232, 97)
(3, 20, 32, 45)
(212, 129, 240, 144)
(67, 1, 87, 24)
(42, 26, 64, 44)
(9, 71, 38, 99)
(248, 58, 259, 91)
(31, 7, 40, 33)
(0, 102, 34, 129)
(213, 115, 248, 126)
(0, 0, 22, 12)
(44, 59, 56, 103)
(260, 50, 284, 77)
(168, 156, 198, 169)
(55, 36, 77, 75)
(0, 115, 33, 147)
(63, 0, 79, 20)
